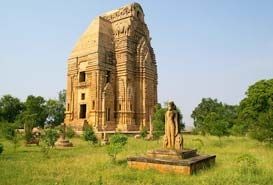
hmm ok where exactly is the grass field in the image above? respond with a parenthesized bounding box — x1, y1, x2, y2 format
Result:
(0, 135, 273, 185)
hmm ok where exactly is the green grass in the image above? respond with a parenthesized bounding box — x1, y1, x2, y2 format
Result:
(0, 135, 273, 185)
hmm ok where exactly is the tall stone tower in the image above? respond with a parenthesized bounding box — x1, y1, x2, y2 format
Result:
(65, 3, 157, 132)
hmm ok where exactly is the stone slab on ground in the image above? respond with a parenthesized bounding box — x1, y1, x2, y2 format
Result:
(147, 148, 197, 160)
(55, 138, 73, 147)
(127, 154, 216, 175)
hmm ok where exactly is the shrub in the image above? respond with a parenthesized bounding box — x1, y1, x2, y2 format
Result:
(66, 126, 75, 139)
(236, 154, 259, 175)
(107, 134, 128, 162)
(83, 125, 97, 144)
(39, 127, 58, 158)
(40, 142, 50, 158)
(140, 127, 148, 138)
(43, 128, 58, 148)
(24, 122, 34, 143)
(152, 104, 167, 137)
(0, 143, 3, 154)
(3, 124, 19, 152)
(231, 123, 248, 136)
(152, 131, 164, 140)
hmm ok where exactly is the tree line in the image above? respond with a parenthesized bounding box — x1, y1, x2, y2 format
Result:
(153, 79, 273, 143)
(0, 90, 66, 128)
(1, 78, 273, 144)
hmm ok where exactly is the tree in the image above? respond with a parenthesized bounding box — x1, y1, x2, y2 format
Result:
(191, 98, 222, 134)
(83, 124, 97, 144)
(0, 95, 24, 123)
(191, 98, 237, 135)
(205, 112, 230, 143)
(21, 95, 47, 127)
(249, 110, 273, 142)
(235, 79, 273, 139)
(45, 90, 66, 126)
(106, 134, 128, 162)
(43, 128, 58, 148)
(58, 90, 66, 107)
(46, 99, 65, 126)
(20, 113, 35, 143)
(152, 103, 167, 137)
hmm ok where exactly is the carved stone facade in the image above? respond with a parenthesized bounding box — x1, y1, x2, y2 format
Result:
(65, 3, 158, 132)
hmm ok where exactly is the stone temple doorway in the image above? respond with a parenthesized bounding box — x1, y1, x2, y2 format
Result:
(80, 104, 86, 119)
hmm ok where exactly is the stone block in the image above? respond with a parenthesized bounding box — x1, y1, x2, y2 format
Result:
(127, 154, 216, 175)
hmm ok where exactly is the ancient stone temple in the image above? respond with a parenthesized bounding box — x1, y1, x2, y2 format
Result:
(64, 3, 158, 133)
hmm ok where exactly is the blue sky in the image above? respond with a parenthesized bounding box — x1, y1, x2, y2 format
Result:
(1, 0, 273, 125)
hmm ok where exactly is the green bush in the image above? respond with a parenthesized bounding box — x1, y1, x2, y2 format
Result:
(66, 126, 75, 139)
(152, 131, 164, 140)
(0, 143, 3, 154)
(3, 124, 19, 152)
(3, 125, 16, 140)
(140, 127, 148, 138)
(83, 125, 97, 144)
(24, 122, 34, 143)
(236, 154, 259, 175)
(152, 104, 167, 137)
(231, 123, 248, 136)
(107, 134, 128, 162)
(39, 127, 58, 158)
(40, 142, 50, 158)
(43, 128, 58, 148)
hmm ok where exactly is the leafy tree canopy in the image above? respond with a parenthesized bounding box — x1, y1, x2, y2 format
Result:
(238, 79, 273, 124)
(58, 90, 66, 107)
(237, 79, 273, 141)
(0, 95, 24, 123)
(191, 98, 237, 136)
(46, 99, 65, 126)
(20, 95, 48, 127)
